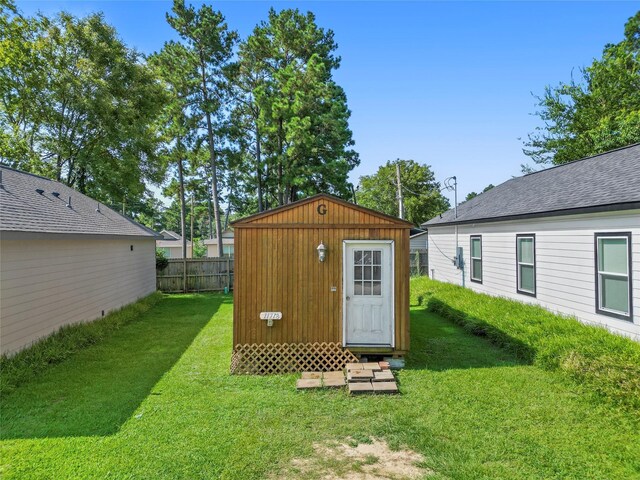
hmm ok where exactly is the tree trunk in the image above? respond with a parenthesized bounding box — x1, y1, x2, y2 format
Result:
(255, 121, 263, 212)
(224, 204, 230, 231)
(190, 194, 194, 258)
(177, 153, 187, 293)
(199, 57, 224, 258)
(207, 184, 213, 240)
(277, 117, 284, 206)
(264, 161, 270, 211)
(209, 142, 223, 258)
(56, 155, 63, 182)
(77, 165, 87, 194)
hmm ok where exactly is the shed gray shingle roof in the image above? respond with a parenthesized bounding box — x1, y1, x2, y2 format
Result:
(423, 144, 640, 227)
(0, 167, 159, 237)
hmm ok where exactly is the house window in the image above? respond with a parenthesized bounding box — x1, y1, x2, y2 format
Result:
(516, 234, 536, 296)
(354, 250, 382, 295)
(223, 245, 234, 257)
(595, 233, 632, 320)
(470, 235, 482, 283)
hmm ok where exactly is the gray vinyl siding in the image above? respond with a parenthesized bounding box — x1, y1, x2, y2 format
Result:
(0, 237, 156, 355)
(409, 233, 428, 251)
(427, 210, 640, 340)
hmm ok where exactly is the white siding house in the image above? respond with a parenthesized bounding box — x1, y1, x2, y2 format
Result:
(204, 229, 234, 257)
(0, 167, 159, 355)
(156, 230, 193, 258)
(424, 145, 640, 340)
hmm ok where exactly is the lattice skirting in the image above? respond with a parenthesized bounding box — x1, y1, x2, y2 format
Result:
(230, 342, 359, 375)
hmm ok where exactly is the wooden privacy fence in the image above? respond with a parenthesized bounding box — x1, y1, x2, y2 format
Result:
(410, 250, 428, 277)
(157, 257, 233, 293)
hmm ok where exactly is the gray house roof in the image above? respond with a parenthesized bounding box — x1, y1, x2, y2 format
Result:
(160, 230, 182, 240)
(0, 167, 159, 237)
(423, 144, 640, 227)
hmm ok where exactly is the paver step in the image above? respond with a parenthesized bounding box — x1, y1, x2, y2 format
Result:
(298, 371, 346, 389)
(372, 381, 398, 393)
(297, 366, 398, 394)
(323, 371, 345, 380)
(348, 381, 374, 394)
(346, 362, 382, 372)
(324, 377, 346, 388)
(372, 370, 395, 382)
(296, 378, 322, 390)
(347, 370, 374, 382)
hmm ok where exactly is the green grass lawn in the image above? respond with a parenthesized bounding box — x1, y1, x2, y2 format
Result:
(1, 293, 638, 479)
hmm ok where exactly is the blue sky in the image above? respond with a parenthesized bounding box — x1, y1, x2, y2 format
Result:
(15, 1, 638, 205)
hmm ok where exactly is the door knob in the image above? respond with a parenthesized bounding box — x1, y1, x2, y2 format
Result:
(346, 296, 350, 300)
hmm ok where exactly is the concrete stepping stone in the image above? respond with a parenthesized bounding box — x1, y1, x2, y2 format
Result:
(301, 372, 322, 379)
(373, 370, 395, 382)
(296, 378, 322, 390)
(323, 371, 345, 380)
(372, 381, 398, 394)
(361, 362, 382, 371)
(345, 362, 364, 371)
(347, 369, 374, 382)
(323, 377, 346, 388)
(348, 381, 374, 394)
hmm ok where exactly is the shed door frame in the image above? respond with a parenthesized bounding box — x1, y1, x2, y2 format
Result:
(342, 240, 395, 348)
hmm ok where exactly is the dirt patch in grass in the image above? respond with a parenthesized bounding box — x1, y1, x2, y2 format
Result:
(277, 438, 430, 479)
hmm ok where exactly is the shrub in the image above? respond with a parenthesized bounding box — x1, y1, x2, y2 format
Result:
(156, 249, 169, 270)
(193, 238, 207, 258)
(412, 277, 640, 413)
(0, 292, 164, 396)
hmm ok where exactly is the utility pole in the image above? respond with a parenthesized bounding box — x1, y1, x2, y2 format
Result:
(190, 194, 194, 259)
(452, 176, 458, 219)
(443, 176, 458, 219)
(395, 160, 404, 219)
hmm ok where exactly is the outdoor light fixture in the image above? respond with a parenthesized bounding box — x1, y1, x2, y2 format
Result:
(317, 241, 327, 262)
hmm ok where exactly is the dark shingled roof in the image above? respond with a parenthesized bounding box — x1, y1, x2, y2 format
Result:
(423, 144, 640, 227)
(0, 167, 159, 237)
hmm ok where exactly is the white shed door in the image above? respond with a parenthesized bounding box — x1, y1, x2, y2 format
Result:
(344, 242, 393, 346)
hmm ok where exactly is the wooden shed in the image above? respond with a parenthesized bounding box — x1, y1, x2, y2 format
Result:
(231, 194, 413, 374)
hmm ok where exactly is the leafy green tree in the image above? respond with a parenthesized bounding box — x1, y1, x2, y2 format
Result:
(166, 0, 237, 257)
(0, 2, 44, 166)
(149, 40, 202, 264)
(192, 238, 207, 258)
(358, 160, 449, 226)
(465, 184, 495, 201)
(227, 39, 268, 211)
(239, 8, 359, 207)
(523, 12, 640, 168)
(0, 7, 166, 205)
(127, 193, 166, 232)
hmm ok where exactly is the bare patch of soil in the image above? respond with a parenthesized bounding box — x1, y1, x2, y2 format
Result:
(275, 438, 431, 479)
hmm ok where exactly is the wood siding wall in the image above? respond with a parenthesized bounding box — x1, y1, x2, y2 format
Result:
(427, 210, 640, 340)
(0, 237, 156, 355)
(233, 197, 410, 353)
